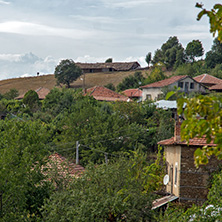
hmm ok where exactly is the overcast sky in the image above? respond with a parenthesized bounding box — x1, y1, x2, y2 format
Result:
(0, 0, 219, 80)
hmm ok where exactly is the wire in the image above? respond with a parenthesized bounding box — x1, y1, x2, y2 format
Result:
(80, 144, 120, 157)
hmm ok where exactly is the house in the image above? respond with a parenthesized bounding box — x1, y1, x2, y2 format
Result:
(194, 74, 222, 88)
(122, 88, 142, 100)
(16, 87, 50, 100)
(140, 75, 207, 101)
(157, 121, 221, 206)
(41, 152, 85, 188)
(84, 86, 131, 102)
(76, 62, 140, 73)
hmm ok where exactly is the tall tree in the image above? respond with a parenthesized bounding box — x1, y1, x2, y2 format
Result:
(145, 52, 152, 68)
(152, 36, 185, 69)
(185, 40, 204, 62)
(205, 38, 222, 68)
(54, 59, 82, 88)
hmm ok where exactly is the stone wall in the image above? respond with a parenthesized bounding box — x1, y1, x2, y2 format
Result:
(180, 145, 221, 205)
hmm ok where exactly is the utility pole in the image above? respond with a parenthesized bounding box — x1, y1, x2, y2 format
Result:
(76, 141, 79, 165)
(105, 153, 108, 165)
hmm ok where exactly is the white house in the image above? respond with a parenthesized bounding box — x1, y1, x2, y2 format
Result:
(141, 75, 207, 101)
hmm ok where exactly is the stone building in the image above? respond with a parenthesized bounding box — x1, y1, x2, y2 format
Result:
(157, 121, 221, 206)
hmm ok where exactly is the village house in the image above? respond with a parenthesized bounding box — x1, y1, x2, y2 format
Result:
(76, 62, 140, 73)
(122, 88, 142, 101)
(84, 86, 131, 102)
(194, 73, 222, 88)
(16, 87, 50, 100)
(156, 121, 222, 207)
(141, 75, 207, 101)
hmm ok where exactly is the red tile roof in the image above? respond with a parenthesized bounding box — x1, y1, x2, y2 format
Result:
(158, 136, 216, 146)
(140, 75, 187, 88)
(194, 74, 222, 85)
(85, 86, 130, 102)
(45, 153, 85, 178)
(209, 84, 222, 90)
(158, 122, 216, 147)
(122, 88, 142, 98)
(16, 87, 50, 100)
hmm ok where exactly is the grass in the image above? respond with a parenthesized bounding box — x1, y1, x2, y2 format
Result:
(0, 70, 149, 95)
(0, 68, 172, 95)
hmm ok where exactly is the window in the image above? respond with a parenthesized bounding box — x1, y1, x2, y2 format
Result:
(178, 82, 183, 88)
(174, 162, 178, 186)
(157, 94, 162, 100)
(146, 94, 151, 100)
(190, 82, 194, 89)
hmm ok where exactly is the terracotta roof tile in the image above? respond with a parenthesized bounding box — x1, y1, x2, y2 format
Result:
(16, 87, 50, 100)
(45, 153, 85, 178)
(194, 74, 222, 85)
(140, 75, 188, 88)
(85, 86, 130, 102)
(122, 88, 142, 98)
(209, 84, 222, 90)
(158, 121, 216, 146)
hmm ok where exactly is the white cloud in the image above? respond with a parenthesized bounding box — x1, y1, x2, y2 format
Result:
(0, 21, 97, 39)
(101, 0, 172, 8)
(0, 0, 10, 5)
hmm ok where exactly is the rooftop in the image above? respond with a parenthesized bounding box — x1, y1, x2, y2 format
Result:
(194, 74, 222, 85)
(140, 75, 188, 88)
(122, 88, 142, 98)
(85, 86, 130, 102)
(76, 61, 140, 71)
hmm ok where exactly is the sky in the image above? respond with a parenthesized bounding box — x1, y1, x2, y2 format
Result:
(0, 0, 219, 80)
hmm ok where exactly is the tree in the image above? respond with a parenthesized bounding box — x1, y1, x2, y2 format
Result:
(0, 120, 52, 220)
(54, 59, 82, 88)
(205, 38, 222, 68)
(23, 90, 40, 112)
(105, 58, 113, 63)
(152, 36, 185, 69)
(196, 3, 222, 42)
(143, 66, 166, 85)
(41, 150, 164, 221)
(185, 40, 204, 62)
(145, 52, 152, 68)
(177, 95, 222, 167)
(104, 83, 116, 91)
(3, 88, 19, 100)
(116, 71, 145, 91)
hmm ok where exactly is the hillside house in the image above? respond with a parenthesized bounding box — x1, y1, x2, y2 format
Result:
(84, 86, 131, 102)
(158, 121, 221, 206)
(76, 62, 140, 73)
(194, 74, 222, 88)
(141, 75, 207, 101)
(122, 88, 142, 101)
(16, 87, 50, 100)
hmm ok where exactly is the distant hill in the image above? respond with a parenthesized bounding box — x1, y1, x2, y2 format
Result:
(0, 70, 150, 95)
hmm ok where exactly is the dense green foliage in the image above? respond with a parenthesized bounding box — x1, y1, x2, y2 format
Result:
(0, 87, 175, 221)
(41, 150, 165, 221)
(116, 71, 145, 91)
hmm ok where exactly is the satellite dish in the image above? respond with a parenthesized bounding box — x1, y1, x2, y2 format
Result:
(163, 174, 169, 185)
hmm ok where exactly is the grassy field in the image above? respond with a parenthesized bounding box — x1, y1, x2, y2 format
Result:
(0, 69, 172, 96)
(0, 70, 149, 95)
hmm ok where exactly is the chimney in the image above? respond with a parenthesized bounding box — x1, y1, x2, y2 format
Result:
(174, 120, 182, 142)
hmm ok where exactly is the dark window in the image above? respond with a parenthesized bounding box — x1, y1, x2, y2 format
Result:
(178, 82, 183, 88)
(190, 82, 194, 89)
(146, 94, 151, 100)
